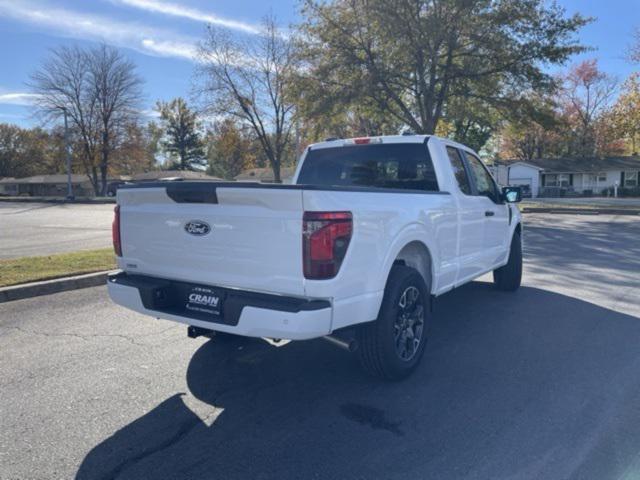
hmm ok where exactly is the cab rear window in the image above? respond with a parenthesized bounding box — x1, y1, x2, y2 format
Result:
(297, 142, 439, 191)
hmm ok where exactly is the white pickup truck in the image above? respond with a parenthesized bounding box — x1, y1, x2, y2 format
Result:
(108, 135, 522, 379)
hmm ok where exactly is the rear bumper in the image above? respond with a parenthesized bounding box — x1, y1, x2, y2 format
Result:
(107, 272, 332, 340)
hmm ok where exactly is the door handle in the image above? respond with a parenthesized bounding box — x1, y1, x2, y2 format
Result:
(485, 211, 495, 217)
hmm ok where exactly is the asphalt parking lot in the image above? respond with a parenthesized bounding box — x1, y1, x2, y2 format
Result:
(1, 213, 639, 480)
(0, 202, 114, 259)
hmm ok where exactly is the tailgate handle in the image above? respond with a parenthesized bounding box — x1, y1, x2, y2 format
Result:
(166, 183, 218, 204)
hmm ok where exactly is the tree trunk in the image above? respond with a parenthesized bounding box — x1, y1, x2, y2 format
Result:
(100, 161, 108, 196)
(271, 158, 281, 183)
(100, 132, 109, 196)
(180, 141, 191, 170)
(91, 165, 100, 196)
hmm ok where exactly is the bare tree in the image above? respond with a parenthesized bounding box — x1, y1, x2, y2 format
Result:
(196, 16, 296, 183)
(559, 60, 617, 157)
(31, 45, 142, 195)
(90, 45, 144, 194)
(30, 46, 99, 192)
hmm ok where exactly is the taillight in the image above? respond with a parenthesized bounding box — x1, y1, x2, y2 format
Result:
(112, 205, 122, 257)
(303, 211, 352, 279)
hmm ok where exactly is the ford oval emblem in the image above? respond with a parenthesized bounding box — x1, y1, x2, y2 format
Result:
(184, 220, 211, 236)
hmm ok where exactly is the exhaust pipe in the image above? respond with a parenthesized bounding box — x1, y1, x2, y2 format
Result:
(323, 335, 358, 352)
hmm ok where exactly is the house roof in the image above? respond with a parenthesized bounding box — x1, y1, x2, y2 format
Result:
(513, 157, 640, 173)
(0, 174, 128, 184)
(0, 171, 221, 184)
(234, 167, 296, 182)
(0, 174, 90, 184)
(131, 170, 222, 181)
(506, 161, 544, 171)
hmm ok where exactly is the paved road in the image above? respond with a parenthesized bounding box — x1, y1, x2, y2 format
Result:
(1, 214, 639, 480)
(523, 197, 640, 208)
(0, 202, 114, 259)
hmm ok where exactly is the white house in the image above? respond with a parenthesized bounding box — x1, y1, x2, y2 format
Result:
(491, 157, 640, 198)
(0, 174, 98, 197)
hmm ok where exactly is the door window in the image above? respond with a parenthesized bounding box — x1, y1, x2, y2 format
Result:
(558, 174, 571, 187)
(544, 174, 557, 187)
(624, 171, 638, 187)
(585, 173, 607, 186)
(544, 173, 572, 187)
(446, 147, 471, 195)
(465, 153, 500, 202)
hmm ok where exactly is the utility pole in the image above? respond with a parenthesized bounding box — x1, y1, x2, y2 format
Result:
(63, 108, 74, 201)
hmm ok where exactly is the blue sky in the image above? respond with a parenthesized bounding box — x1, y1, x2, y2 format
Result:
(0, 0, 638, 128)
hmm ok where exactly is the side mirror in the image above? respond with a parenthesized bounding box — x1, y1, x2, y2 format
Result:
(502, 186, 522, 203)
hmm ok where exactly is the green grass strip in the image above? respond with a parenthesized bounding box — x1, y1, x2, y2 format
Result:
(0, 248, 116, 287)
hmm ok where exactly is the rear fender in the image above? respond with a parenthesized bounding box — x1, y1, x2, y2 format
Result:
(377, 223, 438, 296)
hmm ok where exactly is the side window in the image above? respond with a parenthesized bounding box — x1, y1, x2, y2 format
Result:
(465, 153, 499, 202)
(446, 147, 471, 195)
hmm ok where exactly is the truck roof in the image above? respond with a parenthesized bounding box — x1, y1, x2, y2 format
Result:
(308, 134, 474, 155)
(309, 134, 430, 150)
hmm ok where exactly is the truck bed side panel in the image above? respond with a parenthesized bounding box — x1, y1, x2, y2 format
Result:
(301, 189, 458, 326)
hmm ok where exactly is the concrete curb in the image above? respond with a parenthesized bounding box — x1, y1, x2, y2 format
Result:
(0, 270, 115, 303)
(521, 207, 640, 215)
(0, 197, 116, 204)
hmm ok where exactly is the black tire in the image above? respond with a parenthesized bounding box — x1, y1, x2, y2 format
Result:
(357, 265, 430, 380)
(493, 231, 522, 291)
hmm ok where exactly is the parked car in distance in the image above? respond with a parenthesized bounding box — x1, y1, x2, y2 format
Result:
(108, 135, 523, 379)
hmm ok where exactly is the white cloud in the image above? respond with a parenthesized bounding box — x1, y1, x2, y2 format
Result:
(141, 38, 197, 59)
(141, 108, 161, 118)
(0, 112, 24, 119)
(0, 92, 41, 106)
(0, 0, 199, 61)
(112, 0, 260, 35)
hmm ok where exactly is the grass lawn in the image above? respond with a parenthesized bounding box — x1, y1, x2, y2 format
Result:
(0, 249, 116, 288)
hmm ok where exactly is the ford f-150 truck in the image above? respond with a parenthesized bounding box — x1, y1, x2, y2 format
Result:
(108, 135, 522, 379)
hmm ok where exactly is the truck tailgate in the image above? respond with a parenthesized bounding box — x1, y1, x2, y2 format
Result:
(117, 183, 306, 296)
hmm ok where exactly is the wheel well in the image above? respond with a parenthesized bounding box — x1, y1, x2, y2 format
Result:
(393, 241, 432, 290)
(514, 222, 522, 237)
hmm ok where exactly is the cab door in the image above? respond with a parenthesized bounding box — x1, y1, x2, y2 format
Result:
(445, 147, 487, 282)
(462, 152, 510, 268)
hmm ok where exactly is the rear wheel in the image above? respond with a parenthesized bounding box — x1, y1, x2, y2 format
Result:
(357, 265, 430, 380)
(493, 231, 522, 291)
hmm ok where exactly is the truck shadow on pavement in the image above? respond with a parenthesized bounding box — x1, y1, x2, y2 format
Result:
(77, 281, 640, 480)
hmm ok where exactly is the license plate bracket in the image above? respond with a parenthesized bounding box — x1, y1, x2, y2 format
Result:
(183, 284, 225, 317)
